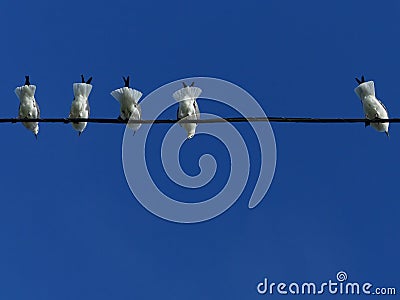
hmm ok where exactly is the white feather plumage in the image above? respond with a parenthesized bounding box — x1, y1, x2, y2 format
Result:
(15, 85, 40, 137)
(73, 82, 92, 99)
(174, 86, 201, 139)
(354, 81, 389, 135)
(173, 86, 202, 102)
(111, 86, 142, 133)
(69, 83, 92, 135)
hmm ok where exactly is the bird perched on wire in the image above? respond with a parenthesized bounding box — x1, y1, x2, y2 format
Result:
(173, 82, 201, 139)
(69, 74, 92, 136)
(110, 76, 142, 134)
(15, 75, 40, 139)
(354, 75, 389, 136)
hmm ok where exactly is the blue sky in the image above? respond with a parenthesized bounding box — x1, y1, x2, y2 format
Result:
(0, 0, 398, 299)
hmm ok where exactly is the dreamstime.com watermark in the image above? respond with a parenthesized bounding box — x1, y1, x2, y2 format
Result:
(122, 77, 277, 223)
(256, 271, 397, 296)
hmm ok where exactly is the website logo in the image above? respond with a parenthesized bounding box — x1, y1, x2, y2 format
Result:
(257, 271, 396, 296)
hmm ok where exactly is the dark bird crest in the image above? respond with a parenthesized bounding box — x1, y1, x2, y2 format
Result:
(81, 74, 93, 84)
(182, 81, 195, 88)
(123, 76, 130, 87)
(355, 75, 365, 85)
(24, 75, 30, 86)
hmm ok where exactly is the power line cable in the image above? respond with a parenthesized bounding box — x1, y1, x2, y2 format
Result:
(0, 117, 395, 124)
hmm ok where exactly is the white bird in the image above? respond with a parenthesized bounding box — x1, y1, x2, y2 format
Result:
(15, 76, 40, 139)
(110, 76, 142, 134)
(354, 76, 389, 136)
(69, 75, 92, 136)
(173, 82, 201, 139)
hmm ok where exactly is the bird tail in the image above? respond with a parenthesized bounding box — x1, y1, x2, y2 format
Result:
(14, 85, 36, 99)
(73, 83, 92, 98)
(173, 87, 202, 102)
(111, 87, 143, 103)
(354, 81, 375, 100)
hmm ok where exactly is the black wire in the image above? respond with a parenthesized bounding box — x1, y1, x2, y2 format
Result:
(0, 117, 395, 124)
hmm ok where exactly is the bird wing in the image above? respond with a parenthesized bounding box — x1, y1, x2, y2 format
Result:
(177, 105, 188, 121)
(194, 101, 200, 115)
(68, 106, 73, 118)
(177, 106, 182, 120)
(69, 100, 78, 118)
(86, 101, 90, 117)
(378, 99, 388, 115)
(34, 101, 40, 118)
(194, 101, 200, 123)
(18, 104, 22, 119)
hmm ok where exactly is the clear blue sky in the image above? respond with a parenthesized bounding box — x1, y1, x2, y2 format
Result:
(0, 0, 398, 299)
